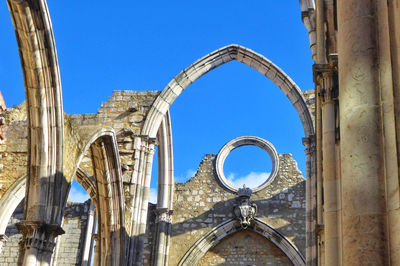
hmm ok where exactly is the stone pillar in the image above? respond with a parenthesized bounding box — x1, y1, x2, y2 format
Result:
(128, 136, 156, 265)
(81, 203, 96, 266)
(92, 234, 99, 266)
(315, 60, 340, 265)
(337, 0, 388, 264)
(16, 221, 64, 266)
(303, 136, 317, 266)
(152, 208, 172, 266)
(0, 234, 8, 254)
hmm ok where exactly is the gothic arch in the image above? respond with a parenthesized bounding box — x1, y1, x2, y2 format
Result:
(71, 129, 126, 265)
(178, 218, 305, 266)
(142, 44, 314, 138)
(75, 168, 98, 208)
(7, 0, 66, 225)
(141, 44, 316, 264)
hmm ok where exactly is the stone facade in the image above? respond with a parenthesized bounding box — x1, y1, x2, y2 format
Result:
(163, 153, 305, 265)
(0, 203, 23, 266)
(54, 200, 94, 265)
(6, 0, 400, 264)
(0, 200, 94, 266)
(197, 230, 292, 265)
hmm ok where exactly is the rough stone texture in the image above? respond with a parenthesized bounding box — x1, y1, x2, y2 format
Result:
(0, 89, 307, 265)
(0, 200, 92, 266)
(166, 153, 305, 265)
(69, 90, 159, 137)
(302, 89, 315, 122)
(0, 103, 27, 198)
(0, 202, 23, 266)
(55, 200, 92, 265)
(197, 230, 292, 266)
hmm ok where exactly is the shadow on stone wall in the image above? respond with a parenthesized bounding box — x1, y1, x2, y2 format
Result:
(171, 180, 305, 242)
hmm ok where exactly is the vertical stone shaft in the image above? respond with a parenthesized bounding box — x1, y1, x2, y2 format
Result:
(304, 137, 317, 266)
(321, 71, 339, 265)
(338, 0, 388, 264)
(387, 1, 400, 264)
(315, 2, 326, 264)
(378, 1, 400, 264)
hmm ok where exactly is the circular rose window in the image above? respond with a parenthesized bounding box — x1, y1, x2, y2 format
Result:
(215, 136, 279, 193)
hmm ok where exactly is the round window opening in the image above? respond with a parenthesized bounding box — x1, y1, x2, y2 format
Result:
(224, 145, 273, 189)
(215, 136, 279, 193)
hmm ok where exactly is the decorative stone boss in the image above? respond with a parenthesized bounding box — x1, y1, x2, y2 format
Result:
(215, 136, 280, 229)
(233, 186, 258, 229)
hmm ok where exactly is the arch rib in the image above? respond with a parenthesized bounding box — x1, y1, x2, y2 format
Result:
(178, 218, 305, 266)
(71, 129, 126, 265)
(142, 44, 314, 139)
(7, 0, 65, 264)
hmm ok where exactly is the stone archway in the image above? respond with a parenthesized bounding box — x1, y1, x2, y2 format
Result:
(71, 129, 126, 265)
(140, 44, 316, 264)
(6, 0, 66, 264)
(142, 44, 314, 138)
(179, 218, 305, 266)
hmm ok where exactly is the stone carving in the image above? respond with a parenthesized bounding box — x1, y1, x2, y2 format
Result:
(233, 186, 257, 229)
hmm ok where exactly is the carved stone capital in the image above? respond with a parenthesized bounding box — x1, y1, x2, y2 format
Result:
(155, 208, 173, 223)
(313, 56, 338, 104)
(16, 221, 65, 252)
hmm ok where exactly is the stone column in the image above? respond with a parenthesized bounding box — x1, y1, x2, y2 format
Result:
(303, 136, 317, 266)
(337, 0, 388, 264)
(315, 60, 340, 265)
(152, 209, 173, 266)
(92, 234, 99, 266)
(128, 137, 156, 265)
(81, 203, 96, 266)
(16, 221, 64, 266)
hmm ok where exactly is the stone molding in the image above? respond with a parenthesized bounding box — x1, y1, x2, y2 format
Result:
(215, 136, 279, 193)
(16, 221, 65, 252)
(0, 175, 25, 235)
(178, 218, 305, 266)
(141, 44, 314, 139)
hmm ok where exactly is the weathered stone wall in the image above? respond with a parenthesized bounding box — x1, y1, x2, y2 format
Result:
(167, 153, 306, 265)
(0, 200, 93, 266)
(0, 90, 160, 233)
(55, 200, 92, 265)
(0, 202, 23, 266)
(197, 230, 292, 265)
(0, 90, 306, 265)
(69, 90, 159, 138)
(0, 102, 27, 198)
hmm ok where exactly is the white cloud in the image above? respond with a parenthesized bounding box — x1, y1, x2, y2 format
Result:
(69, 186, 90, 203)
(227, 171, 270, 189)
(175, 169, 196, 183)
(148, 188, 158, 204)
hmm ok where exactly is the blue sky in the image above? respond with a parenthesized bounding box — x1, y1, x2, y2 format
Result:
(0, 1, 314, 202)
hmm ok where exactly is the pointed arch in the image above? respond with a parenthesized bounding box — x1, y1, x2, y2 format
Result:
(7, 0, 65, 224)
(142, 44, 314, 138)
(178, 218, 305, 266)
(142, 44, 316, 265)
(71, 129, 126, 265)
